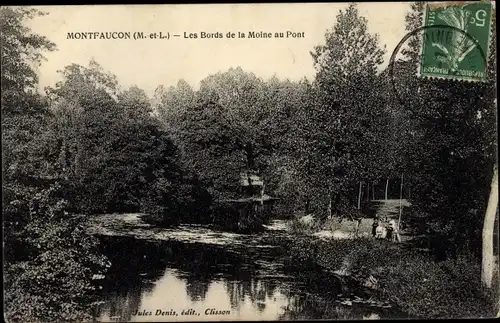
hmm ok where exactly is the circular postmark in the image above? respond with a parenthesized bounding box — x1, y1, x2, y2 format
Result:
(388, 24, 489, 111)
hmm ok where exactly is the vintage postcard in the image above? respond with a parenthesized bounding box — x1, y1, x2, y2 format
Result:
(2, 2, 498, 322)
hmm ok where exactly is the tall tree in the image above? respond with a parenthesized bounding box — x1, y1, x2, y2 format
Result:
(398, 2, 497, 260)
(2, 6, 57, 246)
(1, 7, 55, 108)
(308, 2, 387, 218)
(155, 79, 196, 136)
(2, 9, 110, 322)
(170, 68, 275, 200)
(260, 77, 316, 216)
(481, 9, 498, 290)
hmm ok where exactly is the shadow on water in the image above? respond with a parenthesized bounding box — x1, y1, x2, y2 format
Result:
(92, 223, 406, 322)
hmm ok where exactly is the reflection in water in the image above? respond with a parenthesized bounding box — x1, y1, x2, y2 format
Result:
(94, 221, 403, 322)
(98, 268, 294, 322)
(104, 285, 143, 321)
(184, 273, 211, 302)
(224, 279, 281, 314)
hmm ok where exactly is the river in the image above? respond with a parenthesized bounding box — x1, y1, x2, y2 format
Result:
(88, 214, 399, 321)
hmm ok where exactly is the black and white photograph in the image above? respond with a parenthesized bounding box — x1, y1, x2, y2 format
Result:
(2, 2, 499, 322)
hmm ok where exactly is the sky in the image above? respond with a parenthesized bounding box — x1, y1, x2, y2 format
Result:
(26, 3, 412, 97)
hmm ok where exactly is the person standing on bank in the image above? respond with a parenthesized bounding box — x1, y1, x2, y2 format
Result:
(372, 216, 379, 237)
(388, 219, 401, 242)
(387, 219, 396, 242)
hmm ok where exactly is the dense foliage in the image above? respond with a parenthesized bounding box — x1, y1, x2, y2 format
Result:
(2, 6, 210, 322)
(392, 2, 498, 259)
(1, 17, 78, 321)
(280, 236, 498, 319)
(2, 2, 497, 321)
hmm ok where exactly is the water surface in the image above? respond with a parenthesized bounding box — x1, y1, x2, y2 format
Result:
(90, 215, 398, 321)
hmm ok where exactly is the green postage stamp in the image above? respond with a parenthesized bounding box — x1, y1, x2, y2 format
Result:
(419, 1, 493, 81)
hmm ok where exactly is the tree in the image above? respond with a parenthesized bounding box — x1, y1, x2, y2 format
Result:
(167, 68, 274, 200)
(45, 61, 124, 213)
(197, 67, 273, 172)
(2, 9, 110, 322)
(481, 9, 498, 290)
(260, 77, 316, 216)
(482, 165, 499, 289)
(155, 79, 196, 136)
(308, 2, 387, 218)
(44, 60, 209, 220)
(1, 6, 56, 110)
(397, 2, 498, 260)
(2, 6, 57, 251)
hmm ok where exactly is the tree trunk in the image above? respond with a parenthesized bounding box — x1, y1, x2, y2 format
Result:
(59, 138, 69, 180)
(372, 182, 375, 200)
(482, 165, 499, 289)
(327, 194, 332, 219)
(74, 145, 82, 176)
(366, 182, 370, 202)
(260, 184, 265, 205)
(333, 193, 340, 218)
(358, 181, 362, 210)
(397, 173, 404, 242)
(385, 178, 389, 200)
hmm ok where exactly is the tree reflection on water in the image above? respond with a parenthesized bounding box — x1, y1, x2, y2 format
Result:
(94, 231, 397, 322)
(224, 279, 280, 313)
(184, 273, 211, 302)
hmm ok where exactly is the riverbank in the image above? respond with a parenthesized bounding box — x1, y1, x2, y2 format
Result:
(287, 199, 413, 241)
(89, 213, 398, 321)
(86, 212, 498, 320)
(275, 234, 499, 319)
(279, 199, 499, 318)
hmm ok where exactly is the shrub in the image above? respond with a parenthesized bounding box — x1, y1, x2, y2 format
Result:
(281, 235, 498, 319)
(4, 183, 110, 323)
(287, 216, 324, 234)
(321, 218, 342, 232)
(285, 236, 319, 266)
(377, 254, 496, 318)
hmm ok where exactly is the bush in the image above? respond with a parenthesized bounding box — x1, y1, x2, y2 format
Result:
(4, 235, 108, 322)
(281, 235, 498, 319)
(287, 217, 323, 234)
(321, 218, 342, 232)
(4, 183, 110, 323)
(376, 254, 496, 318)
(284, 236, 371, 272)
(284, 236, 319, 267)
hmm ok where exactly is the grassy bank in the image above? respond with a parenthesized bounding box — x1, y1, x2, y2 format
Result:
(278, 234, 499, 319)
